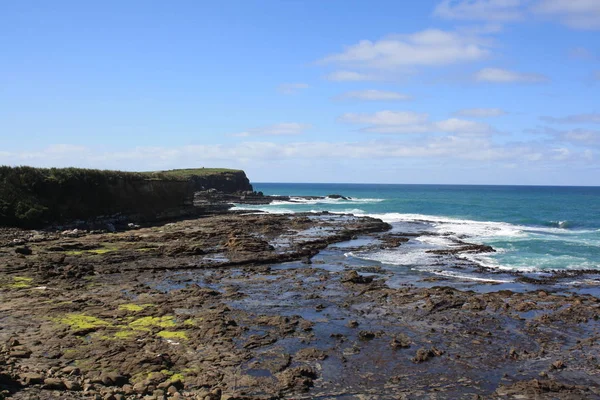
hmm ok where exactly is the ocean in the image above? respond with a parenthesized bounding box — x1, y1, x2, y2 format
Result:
(233, 183, 600, 287)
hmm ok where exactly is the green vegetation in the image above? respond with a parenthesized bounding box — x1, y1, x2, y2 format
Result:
(56, 314, 112, 330)
(0, 166, 251, 227)
(118, 303, 154, 312)
(143, 168, 242, 180)
(157, 330, 188, 340)
(114, 330, 138, 339)
(129, 316, 176, 330)
(65, 245, 120, 256)
(2, 276, 34, 289)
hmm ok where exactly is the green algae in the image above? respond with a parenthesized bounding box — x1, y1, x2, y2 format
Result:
(56, 314, 111, 330)
(7, 276, 34, 289)
(129, 316, 176, 330)
(170, 373, 185, 382)
(114, 330, 138, 339)
(157, 330, 188, 340)
(118, 303, 153, 312)
(65, 246, 119, 256)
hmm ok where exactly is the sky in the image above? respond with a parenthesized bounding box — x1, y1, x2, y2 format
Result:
(1, 0, 599, 185)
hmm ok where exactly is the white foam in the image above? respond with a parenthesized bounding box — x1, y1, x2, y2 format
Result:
(269, 197, 384, 206)
(230, 205, 295, 214)
(565, 279, 600, 286)
(346, 248, 437, 267)
(432, 270, 514, 283)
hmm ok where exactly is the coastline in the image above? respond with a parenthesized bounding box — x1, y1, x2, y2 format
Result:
(1, 190, 599, 398)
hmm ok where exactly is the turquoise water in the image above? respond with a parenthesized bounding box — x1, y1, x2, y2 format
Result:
(236, 183, 600, 275)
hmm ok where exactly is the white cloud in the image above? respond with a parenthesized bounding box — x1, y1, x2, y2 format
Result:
(338, 111, 494, 135)
(338, 111, 429, 127)
(474, 67, 548, 83)
(434, 0, 526, 22)
(277, 83, 309, 95)
(561, 128, 600, 144)
(541, 113, 600, 124)
(320, 29, 491, 74)
(434, 118, 493, 134)
(336, 90, 412, 101)
(433, 0, 600, 30)
(231, 122, 312, 137)
(453, 108, 507, 117)
(533, 0, 600, 30)
(1, 138, 595, 177)
(325, 70, 380, 81)
(569, 47, 594, 60)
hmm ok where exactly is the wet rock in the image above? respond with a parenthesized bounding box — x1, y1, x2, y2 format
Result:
(277, 366, 317, 393)
(426, 297, 465, 314)
(326, 194, 348, 200)
(243, 334, 277, 349)
(427, 244, 495, 255)
(379, 236, 409, 249)
(412, 347, 444, 363)
(347, 320, 359, 328)
(390, 334, 411, 349)
(495, 379, 592, 397)
(299, 320, 314, 331)
(358, 331, 376, 340)
(342, 270, 373, 284)
(225, 233, 274, 253)
(294, 347, 328, 361)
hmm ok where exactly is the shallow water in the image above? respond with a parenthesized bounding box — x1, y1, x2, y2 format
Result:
(234, 183, 600, 281)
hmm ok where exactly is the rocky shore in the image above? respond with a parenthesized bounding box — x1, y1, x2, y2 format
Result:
(1, 199, 600, 398)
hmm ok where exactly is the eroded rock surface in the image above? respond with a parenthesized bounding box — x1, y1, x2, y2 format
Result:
(0, 212, 599, 399)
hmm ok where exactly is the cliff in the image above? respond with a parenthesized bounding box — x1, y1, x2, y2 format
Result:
(0, 166, 253, 228)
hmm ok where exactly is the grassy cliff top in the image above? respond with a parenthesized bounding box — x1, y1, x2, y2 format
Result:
(143, 168, 244, 180)
(0, 166, 244, 182)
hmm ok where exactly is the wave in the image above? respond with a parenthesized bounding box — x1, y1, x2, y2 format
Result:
(357, 212, 597, 239)
(229, 205, 296, 214)
(431, 270, 514, 283)
(545, 220, 575, 229)
(270, 197, 384, 206)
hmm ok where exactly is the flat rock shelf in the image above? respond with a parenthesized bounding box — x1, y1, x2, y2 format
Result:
(0, 212, 599, 399)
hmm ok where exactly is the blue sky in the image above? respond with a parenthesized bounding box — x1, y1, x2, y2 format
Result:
(1, 0, 599, 185)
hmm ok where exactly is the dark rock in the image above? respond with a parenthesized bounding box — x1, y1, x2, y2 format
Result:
(390, 334, 412, 349)
(63, 379, 82, 391)
(42, 377, 66, 390)
(412, 347, 444, 363)
(326, 194, 348, 200)
(294, 347, 328, 361)
(427, 244, 495, 255)
(277, 366, 317, 392)
(100, 372, 128, 386)
(14, 246, 32, 255)
(342, 270, 374, 284)
(21, 373, 44, 385)
(358, 331, 376, 340)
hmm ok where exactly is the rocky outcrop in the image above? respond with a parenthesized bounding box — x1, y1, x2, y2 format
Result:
(0, 167, 253, 228)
